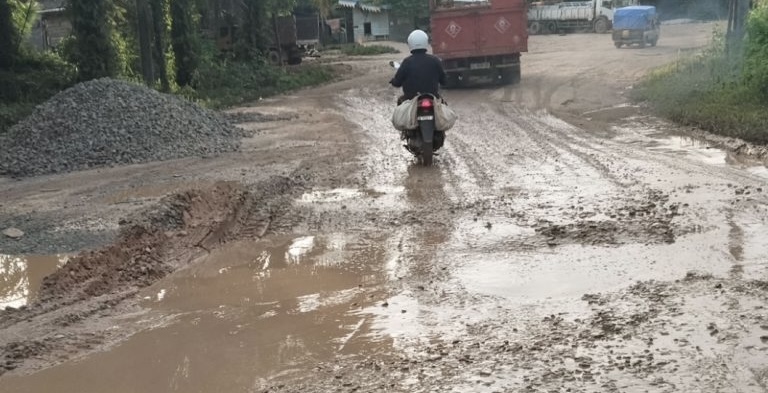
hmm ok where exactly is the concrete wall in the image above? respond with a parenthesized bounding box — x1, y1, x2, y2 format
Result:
(352, 9, 390, 41)
(29, 13, 71, 51)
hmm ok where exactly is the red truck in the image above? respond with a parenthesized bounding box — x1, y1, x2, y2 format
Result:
(430, 0, 528, 87)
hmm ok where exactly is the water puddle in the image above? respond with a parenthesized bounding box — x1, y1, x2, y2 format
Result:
(456, 229, 735, 302)
(615, 120, 768, 177)
(297, 186, 405, 210)
(0, 255, 68, 309)
(645, 135, 729, 166)
(0, 233, 411, 392)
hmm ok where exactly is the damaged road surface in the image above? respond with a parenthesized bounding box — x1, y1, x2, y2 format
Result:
(3, 23, 768, 393)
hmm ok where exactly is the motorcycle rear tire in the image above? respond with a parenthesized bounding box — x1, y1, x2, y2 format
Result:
(422, 142, 433, 166)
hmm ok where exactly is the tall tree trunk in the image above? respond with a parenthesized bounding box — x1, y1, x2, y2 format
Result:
(150, 0, 170, 91)
(137, 0, 155, 84)
(0, 0, 18, 69)
(70, 0, 120, 80)
(238, 0, 267, 58)
(171, 0, 200, 87)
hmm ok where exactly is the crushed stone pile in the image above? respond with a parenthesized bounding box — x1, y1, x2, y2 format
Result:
(0, 78, 242, 177)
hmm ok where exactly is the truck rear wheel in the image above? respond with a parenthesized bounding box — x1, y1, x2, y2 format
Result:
(546, 21, 557, 34)
(594, 17, 609, 34)
(528, 21, 542, 35)
(267, 50, 281, 65)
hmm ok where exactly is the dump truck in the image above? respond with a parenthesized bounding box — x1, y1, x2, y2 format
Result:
(430, 0, 529, 87)
(527, 0, 638, 35)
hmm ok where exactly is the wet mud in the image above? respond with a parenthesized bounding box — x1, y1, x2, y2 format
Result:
(2, 21, 768, 393)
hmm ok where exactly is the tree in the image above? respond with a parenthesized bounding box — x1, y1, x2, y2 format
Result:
(136, 0, 155, 84)
(0, 0, 18, 69)
(372, 0, 428, 17)
(70, 0, 121, 80)
(150, 0, 170, 91)
(237, 0, 268, 58)
(170, 0, 200, 86)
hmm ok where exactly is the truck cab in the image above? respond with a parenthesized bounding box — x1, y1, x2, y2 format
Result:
(611, 5, 659, 48)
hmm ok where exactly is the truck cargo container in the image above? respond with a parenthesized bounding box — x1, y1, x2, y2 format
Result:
(430, 0, 528, 87)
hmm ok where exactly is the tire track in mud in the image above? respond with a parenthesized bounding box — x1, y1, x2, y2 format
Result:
(0, 177, 306, 376)
(296, 83, 768, 393)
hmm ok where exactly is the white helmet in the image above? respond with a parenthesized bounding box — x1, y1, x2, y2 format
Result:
(407, 30, 429, 52)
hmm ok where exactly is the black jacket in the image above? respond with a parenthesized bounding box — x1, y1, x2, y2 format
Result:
(390, 50, 447, 100)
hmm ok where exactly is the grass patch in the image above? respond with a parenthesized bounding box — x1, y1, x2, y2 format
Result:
(187, 60, 337, 108)
(631, 34, 768, 144)
(326, 44, 399, 56)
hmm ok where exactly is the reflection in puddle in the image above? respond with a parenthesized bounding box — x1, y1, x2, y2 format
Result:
(456, 229, 735, 301)
(299, 188, 363, 203)
(646, 135, 727, 166)
(1, 234, 402, 393)
(297, 186, 405, 210)
(616, 121, 768, 177)
(0, 254, 68, 309)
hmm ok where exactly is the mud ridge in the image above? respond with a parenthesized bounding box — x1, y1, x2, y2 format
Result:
(0, 176, 304, 376)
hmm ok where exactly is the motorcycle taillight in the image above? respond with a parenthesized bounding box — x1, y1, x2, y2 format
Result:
(418, 99, 434, 109)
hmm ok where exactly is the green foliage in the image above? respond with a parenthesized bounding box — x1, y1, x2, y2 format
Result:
(69, 0, 122, 80)
(0, 51, 77, 134)
(171, 0, 201, 86)
(0, 1, 18, 68)
(744, 0, 768, 100)
(150, 0, 173, 91)
(632, 27, 768, 144)
(186, 41, 335, 108)
(370, 0, 428, 17)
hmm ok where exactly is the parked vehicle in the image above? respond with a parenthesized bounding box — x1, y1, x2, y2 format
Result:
(430, 0, 528, 87)
(217, 13, 321, 65)
(612, 5, 659, 48)
(527, 0, 638, 35)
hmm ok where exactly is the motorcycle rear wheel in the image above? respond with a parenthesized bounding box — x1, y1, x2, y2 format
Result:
(422, 142, 433, 166)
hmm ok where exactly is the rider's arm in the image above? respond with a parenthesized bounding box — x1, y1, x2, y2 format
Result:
(437, 59, 447, 86)
(390, 60, 407, 87)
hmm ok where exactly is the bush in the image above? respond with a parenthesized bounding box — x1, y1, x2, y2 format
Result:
(189, 57, 336, 108)
(632, 28, 768, 143)
(744, 1, 768, 100)
(0, 51, 77, 135)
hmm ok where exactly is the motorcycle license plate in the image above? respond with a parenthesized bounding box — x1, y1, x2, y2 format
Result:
(417, 115, 434, 121)
(470, 62, 490, 70)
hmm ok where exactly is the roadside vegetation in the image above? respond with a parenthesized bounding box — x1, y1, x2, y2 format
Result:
(0, 0, 337, 134)
(332, 44, 400, 56)
(632, 1, 768, 143)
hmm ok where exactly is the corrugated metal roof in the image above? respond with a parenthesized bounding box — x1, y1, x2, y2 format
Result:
(337, 0, 386, 13)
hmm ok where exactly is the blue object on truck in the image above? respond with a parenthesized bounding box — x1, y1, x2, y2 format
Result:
(613, 6, 656, 30)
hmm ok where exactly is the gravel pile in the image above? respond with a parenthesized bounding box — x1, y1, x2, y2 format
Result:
(0, 78, 242, 177)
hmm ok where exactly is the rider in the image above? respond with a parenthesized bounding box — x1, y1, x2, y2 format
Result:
(390, 29, 447, 104)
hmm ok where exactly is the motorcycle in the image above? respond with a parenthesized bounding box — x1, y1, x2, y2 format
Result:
(390, 61, 445, 166)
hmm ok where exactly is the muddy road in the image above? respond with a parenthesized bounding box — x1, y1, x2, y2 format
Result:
(3, 22, 768, 393)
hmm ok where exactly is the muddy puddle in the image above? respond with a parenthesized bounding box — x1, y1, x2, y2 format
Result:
(0, 233, 442, 392)
(616, 119, 768, 177)
(0, 255, 68, 309)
